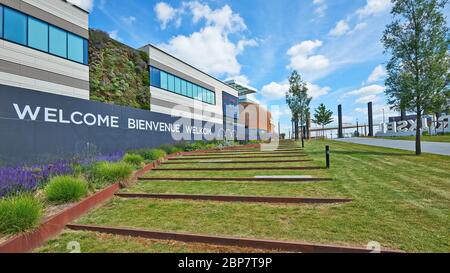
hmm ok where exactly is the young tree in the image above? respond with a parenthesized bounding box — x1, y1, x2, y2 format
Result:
(313, 104, 334, 138)
(382, 0, 450, 155)
(286, 71, 312, 140)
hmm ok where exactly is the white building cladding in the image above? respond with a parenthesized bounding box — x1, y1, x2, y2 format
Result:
(140, 44, 239, 125)
(0, 0, 89, 99)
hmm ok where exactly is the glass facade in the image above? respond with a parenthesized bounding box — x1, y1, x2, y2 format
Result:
(4, 7, 27, 45)
(28, 17, 48, 52)
(0, 5, 88, 65)
(49, 26, 67, 58)
(150, 66, 216, 105)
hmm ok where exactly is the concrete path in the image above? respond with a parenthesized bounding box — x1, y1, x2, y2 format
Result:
(335, 137, 450, 156)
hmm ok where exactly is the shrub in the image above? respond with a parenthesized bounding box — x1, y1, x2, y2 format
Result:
(88, 162, 133, 187)
(123, 154, 144, 166)
(128, 149, 167, 161)
(45, 176, 89, 203)
(0, 194, 42, 234)
(158, 144, 182, 154)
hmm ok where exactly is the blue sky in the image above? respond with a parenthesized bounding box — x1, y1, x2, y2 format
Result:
(70, 0, 449, 134)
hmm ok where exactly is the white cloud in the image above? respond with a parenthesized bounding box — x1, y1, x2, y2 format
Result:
(367, 65, 387, 83)
(67, 0, 94, 11)
(287, 40, 330, 73)
(108, 30, 120, 41)
(307, 82, 331, 99)
(313, 0, 328, 17)
(356, 94, 379, 104)
(345, 84, 385, 97)
(329, 20, 350, 37)
(186, 2, 246, 33)
(121, 16, 136, 26)
(260, 81, 330, 102)
(154, 2, 180, 29)
(356, 0, 392, 18)
(261, 81, 290, 101)
(158, 2, 257, 78)
(344, 84, 385, 105)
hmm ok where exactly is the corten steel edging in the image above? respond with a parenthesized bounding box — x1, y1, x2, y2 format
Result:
(152, 167, 324, 171)
(115, 193, 353, 204)
(138, 177, 333, 183)
(162, 160, 314, 165)
(0, 146, 257, 253)
(186, 152, 306, 157)
(172, 155, 308, 160)
(0, 154, 177, 253)
(66, 224, 403, 253)
(0, 183, 121, 253)
(198, 149, 304, 154)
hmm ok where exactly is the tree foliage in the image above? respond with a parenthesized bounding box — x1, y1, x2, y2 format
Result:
(382, 0, 450, 154)
(313, 104, 334, 138)
(286, 71, 312, 139)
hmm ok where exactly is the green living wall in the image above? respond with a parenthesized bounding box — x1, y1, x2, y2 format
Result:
(88, 29, 150, 110)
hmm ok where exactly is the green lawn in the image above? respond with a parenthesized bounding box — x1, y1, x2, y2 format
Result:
(38, 141, 450, 253)
(35, 230, 271, 253)
(377, 134, 450, 143)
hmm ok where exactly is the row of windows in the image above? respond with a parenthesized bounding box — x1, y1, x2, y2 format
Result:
(0, 5, 88, 65)
(150, 66, 216, 105)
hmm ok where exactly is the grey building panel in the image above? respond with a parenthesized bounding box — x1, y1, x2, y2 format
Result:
(0, 59, 89, 90)
(150, 59, 216, 92)
(0, 0, 89, 39)
(151, 97, 222, 120)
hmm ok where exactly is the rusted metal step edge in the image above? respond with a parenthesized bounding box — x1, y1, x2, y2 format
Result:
(152, 167, 324, 171)
(162, 160, 314, 165)
(186, 152, 306, 157)
(115, 193, 352, 204)
(66, 224, 402, 253)
(171, 155, 308, 160)
(138, 177, 333, 182)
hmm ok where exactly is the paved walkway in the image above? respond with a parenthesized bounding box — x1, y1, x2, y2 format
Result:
(335, 137, 450, 156)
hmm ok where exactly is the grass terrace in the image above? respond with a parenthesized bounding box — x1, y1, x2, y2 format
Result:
(37, 140, 450, 253)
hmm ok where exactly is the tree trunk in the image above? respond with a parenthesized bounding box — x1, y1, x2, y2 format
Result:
(416, 111, 422, 155)
(294, 120, 299, 140)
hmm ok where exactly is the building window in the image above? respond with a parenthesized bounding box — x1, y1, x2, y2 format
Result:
(0, 5, 88, 65)
(49, 26, 67, 58)
(68, 33, 84, 63)
(0, 6, 3, 38)
(160, 71, 168, 90)
(4, 7, 27, 45)
(167, 74, 175, 92)
(149, 66, 216, 105)
(150, 67, 161, 88)
(28, 17, 48, 52)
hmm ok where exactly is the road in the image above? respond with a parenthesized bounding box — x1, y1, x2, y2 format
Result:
(335, 137, 450, 156)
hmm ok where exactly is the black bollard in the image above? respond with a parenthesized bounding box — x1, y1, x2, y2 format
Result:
(326, 145, 330, 169)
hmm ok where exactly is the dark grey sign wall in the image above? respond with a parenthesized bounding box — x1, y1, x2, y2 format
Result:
(0, 85, 223, 165)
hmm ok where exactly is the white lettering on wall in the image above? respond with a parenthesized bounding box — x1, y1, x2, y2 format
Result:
(13, 104, 41, 121)
(12, 103, 213, 137)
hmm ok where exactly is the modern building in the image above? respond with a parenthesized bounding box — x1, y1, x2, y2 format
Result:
(227, 80, 274, 135)
(140, 44, 239, 128)
(0, 0, 89, 99)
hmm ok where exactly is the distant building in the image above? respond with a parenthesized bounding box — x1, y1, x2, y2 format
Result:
(226, 80, 274, 135)
(0, 0, 90, 99)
